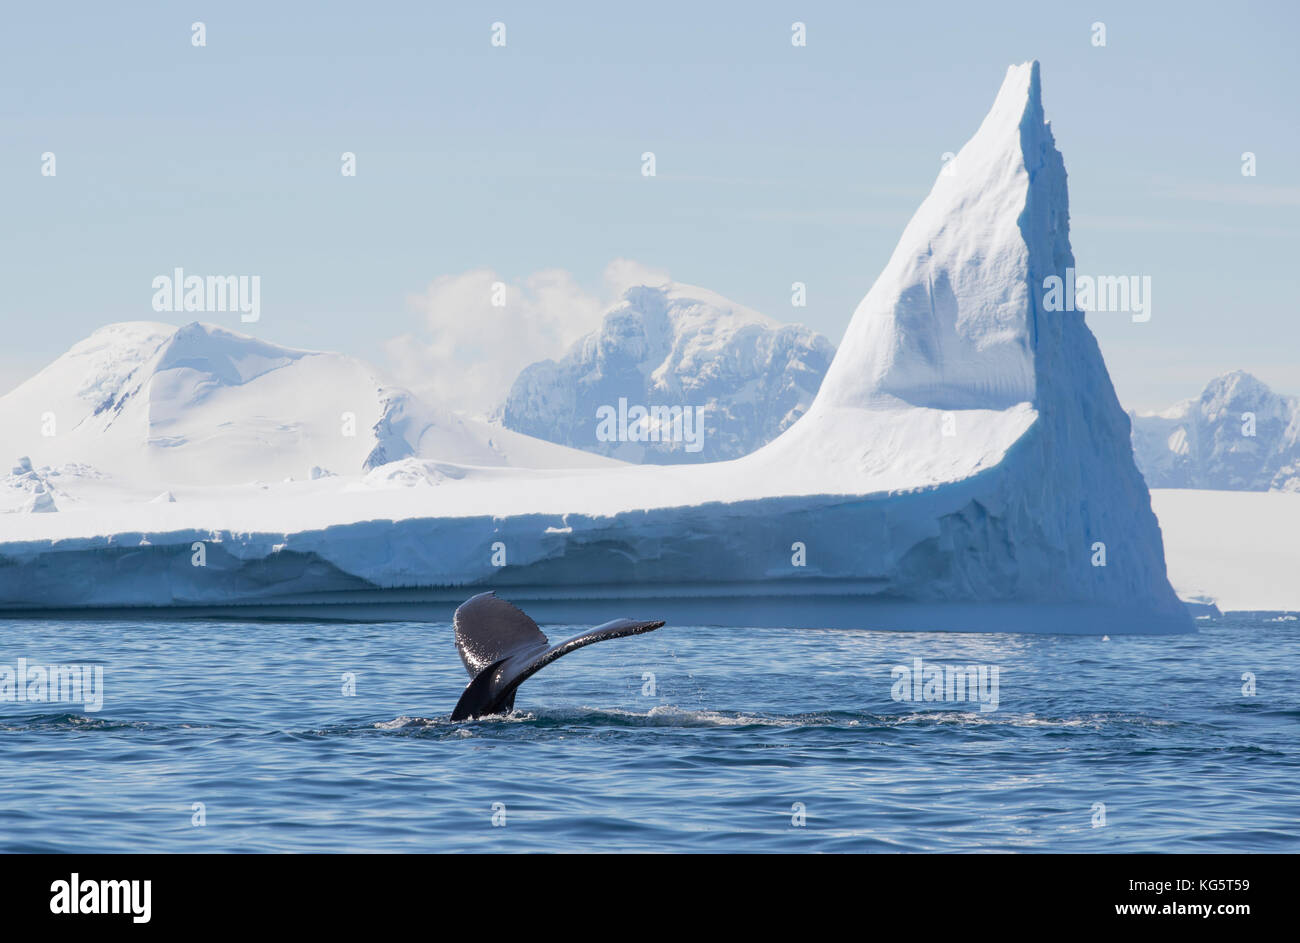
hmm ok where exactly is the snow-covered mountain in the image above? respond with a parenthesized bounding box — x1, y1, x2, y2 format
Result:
(1130, 371, 1300, 492)
(500, 283, 834, 463)
(0, 321, 615, 506)
(0, 62, 1194, 629)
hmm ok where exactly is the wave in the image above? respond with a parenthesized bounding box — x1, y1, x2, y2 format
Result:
(0, 711, 150, 732)
(371, 704, 1182, 733)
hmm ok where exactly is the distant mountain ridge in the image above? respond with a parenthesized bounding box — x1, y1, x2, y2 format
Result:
(1129, 371, 1300, 492)
(499, 282, 835, 463)
(0, 321, 615, 498)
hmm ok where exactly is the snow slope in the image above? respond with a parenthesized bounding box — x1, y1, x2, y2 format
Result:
(0, 321, 616, 505)
(0, 63, 1193, 630)
(501, 283, 834, 463)
(1131, 371, 1300, 491)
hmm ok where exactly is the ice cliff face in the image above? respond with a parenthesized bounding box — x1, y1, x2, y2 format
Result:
(500, 284, 834, 463)
(1130, 371, 1300, 491)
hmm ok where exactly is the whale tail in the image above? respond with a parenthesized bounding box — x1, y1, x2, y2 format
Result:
(450, 592, 666, 721)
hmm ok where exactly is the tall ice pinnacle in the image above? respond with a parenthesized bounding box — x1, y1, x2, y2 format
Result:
(816, 61, 1049, 412)
(776, 60, 1188, 627)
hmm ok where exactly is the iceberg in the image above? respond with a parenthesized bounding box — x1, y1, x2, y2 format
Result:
(1150, 488, 1300, 613)
(0, 62, 1190, 632)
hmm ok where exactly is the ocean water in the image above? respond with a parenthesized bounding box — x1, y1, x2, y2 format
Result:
(0, 613, 1296, 853)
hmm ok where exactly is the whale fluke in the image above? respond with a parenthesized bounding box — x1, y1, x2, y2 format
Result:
(450, 592, 665, 721)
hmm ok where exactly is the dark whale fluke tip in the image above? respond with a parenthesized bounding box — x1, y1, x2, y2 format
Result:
(450, 592, 666, 721)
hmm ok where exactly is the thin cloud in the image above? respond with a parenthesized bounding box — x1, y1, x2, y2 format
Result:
(385, 259, 669, 417)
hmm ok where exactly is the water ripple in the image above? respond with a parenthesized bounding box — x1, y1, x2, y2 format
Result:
(0, 613, 1296, 852)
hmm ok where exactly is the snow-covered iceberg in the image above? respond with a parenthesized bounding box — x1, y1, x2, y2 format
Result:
(0, 62, 1191, 632)
(1150, 488, 1300, 613)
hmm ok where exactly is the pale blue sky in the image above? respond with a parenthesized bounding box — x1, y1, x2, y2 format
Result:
(2, 1, 1296, 410)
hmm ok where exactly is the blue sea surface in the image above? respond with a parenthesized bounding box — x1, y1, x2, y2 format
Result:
(0, 614, 1296, 852)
